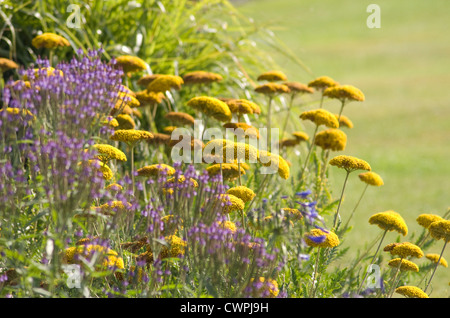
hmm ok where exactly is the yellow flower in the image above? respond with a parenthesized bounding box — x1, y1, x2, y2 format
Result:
(137, 74, 162, 87)
(304, 228, 340, 248)
(137, 164, 176, 178)
(257, 70, 288, 82)
(160, 235, 187, 259)
(425, 253, 448, 267)
(307, 75, 339, 90)
(314, 128, 347, 151)
(258, 150, 290, 180)
(223, 122, 260, 139)
(369, 211, 408, 236)
(135, 90, 165, 105)
(388, 258, 419, 272)
(226, 186, 256, 203)
(388, 242, 424, 259)
(0, 58, 19, 72)
(115, 55, 147, 74)
(148, 133, 171, 146)
(0, 107, 35, 123)
(110, 129, 154, 146)
(335, 114, 354, 129)
(182, 71, 223, 85)
(146, 74, 184, 92)
(416, 214, 444, 229)
(249, 277, 279, 298)
(395, 286, 428, 298)
(87, 159, 113, 180)
(217, 194, 245, 213)
(23, 67, 63, 80)
(428, 220, 450, 242)
(163, 126, 177, 134)
(323, 84, 365, 102)
(96, 200, 132, 216)
(254, 82, 290, 96)
(217, 220, 237, 234)
(117, 91, 141, 108)
(92, 144, 127, 162)
(187, 96, 232, 122)
(115, 114, 136, 130)
(62, 244, 124, 273)
(283, 82, 314, 94)
(221, 142, 259, 163)
(292, 131, 309, 142)
(300, 109, 339, 128)
(31, 32, 70, 49)
(206, 163, 245, 181)
(358, 172, 384, 186)
(105, 183, 123, 192)
(165, 175, 198, 188)
(164, 112, 195, 126)
(220, 98, 261, 115)
(279, 138, 300, 148)
(329, 155, 371, 172)
(282, 208, 303, 221)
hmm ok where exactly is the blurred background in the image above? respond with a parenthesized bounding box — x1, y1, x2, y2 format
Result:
(237, 0, 450, 296)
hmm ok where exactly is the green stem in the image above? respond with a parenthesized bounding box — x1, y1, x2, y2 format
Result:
(281, 93, 296, 138)
(310, 247, 321, 297)
(300, 124, 319, 180)
(357, 229, 388, 294)
(388, 257, 403, 298)
(266, 96, 273, 152)
(424, 240, 448, 293)
(333, 170, 350, 230)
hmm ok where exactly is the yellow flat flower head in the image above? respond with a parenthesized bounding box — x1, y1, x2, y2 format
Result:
(283, 81, 314, 94)
(249, 277, 279, 298)
(115, 114, 136, 130)
(206, 163, 245, 181)
(164, 112, 195, 126)
(358, 172, 384, 186)
(300, 109, 339, 128)
(115, 55, 147, 74)
(304, 228, 340, 248)
(369, 210, 408, 236)
(187, 96, 232, 122)
(335, 114, 354, 128)
(217, 220, 237, 234)
(135, 90, 165, 105)
(388, 258, 419, 272)
(183, 71, 223, 85)
(255, 82, 290, 96)
(92, 144, 127, 162)
(0, 57, 19, 72)
(226, 186, 256, 203)
(323, 84, 365, 102)
(87, 159, 113, 180)
(425, 253, 448, 267)
(395, 286, 428, 298)
(428, 220, 450, 242)
(314, 128, 347, 151)
(110, 129, 154, 145)
(257, 70, 288, 82)
(146, 74, 184, 92)
(217, 194, 245, 213)
(329, 155, 371, 173)
(137, 164, 176, 178)
(307, 75, 339, 90)
(31, 32, 70, 49)
(416, 214, 444, 229)
(389, 242, 424, 259)
(258, 150, 290, 180)
(292, 131, 309, 142)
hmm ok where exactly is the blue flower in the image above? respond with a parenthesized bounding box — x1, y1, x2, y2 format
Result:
(295, 189, 312, 198)
(305, 235, 326, 244)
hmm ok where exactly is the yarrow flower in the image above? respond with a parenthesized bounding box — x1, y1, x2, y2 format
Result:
(257, 70, 288, 82)
(323, 84, 365, 102)
(137, 164, 176, 178)
(115, 114, 136, 130)
(115, 55, 147, 74)
(358, 171, 384, 186)
(335, 114, 354, 128)
(304, 228, 339, 248)
(110, 129, 154, 146)
(300, 109, 339, 128)
(307, 75, 339, 90)
(385, 242, 424, 259)
(314, 128, 347, 151)
(223, 122, 260, 139)
(146, 74, 184, 92)
(282, 81, 314, 94)
(92, 144, 127, 163)
(258, 150, 290, 180)
(425, 253, 448, 267)
(182, 71, 223, 85)
(226, 186, 256, 203)
(388, 258, 419, 272)
(220, 98, 261, 115)
(216, 194, 245, 213)
(31, 32, 70, 49)
(368, 211, 408, 236)
(291, 131, 309, 142)
(329, 155, 371, 173)
(0, 57, 19, 72)
(206, 163, 245, 181)
(395, 286, 428, 298)
(416, 214, 444, 229)
(164, 112, 195, 126)
(428, 220, 450, 242)
(187, 96, 232, 122)
(247, 277, 280, 298)
(254, 82, 290, 96)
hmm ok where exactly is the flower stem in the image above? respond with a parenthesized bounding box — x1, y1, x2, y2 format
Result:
(388, 257, 403, 298)
(281, 93, 296, 138)
(267, 96, 273, 152)
(357, 229, 388, 294)
(424, 240, 448, 293)
(341, 183, 369, 233)
(309, 247, 321, 297)
(300, 124, 319, 180)
(333, 170, 350, 230)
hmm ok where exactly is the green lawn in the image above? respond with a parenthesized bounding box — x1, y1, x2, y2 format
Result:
(238, 0, 450, 297)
